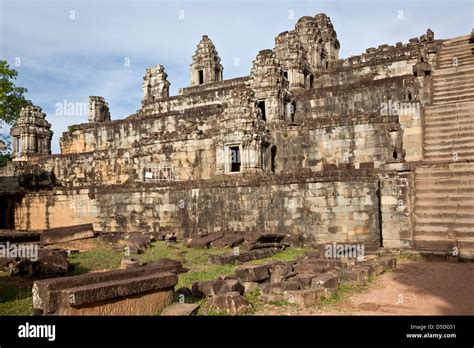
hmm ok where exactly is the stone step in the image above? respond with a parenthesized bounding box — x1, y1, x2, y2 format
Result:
(432, 87, 474, 99)
(423, 145, 474, 154)
(425, 118, 474, 127)
(423, 124, 474, 134)
(438, 50, 474, 59)
(432, 66, 474, 78)
(414, 216, 474, 225)
(424, 139, 474, 149)
(424, 101, 474, 112)
(414, 204, 474, 214)
(432, 82, 474, 95)
(442, 35, 472, 44)
(437, 56, 474, 66)
(415, 162, 474, 173)
(424, 135, 474, 145)
(438, 45, 472, 59)
(433, 94, 474, 104)
(432, 82, 474, 93)
(414, 210, 474, 219)
(413, 237, 457, 252)
(437, 47, 473, 58)
(432, 75, 474, 88)
(424, 153, 474, 162)
(425, 111, 474, 119)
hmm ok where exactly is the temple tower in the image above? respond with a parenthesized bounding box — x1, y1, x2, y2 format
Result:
(10, 105, 53, 161)
(190, 35, 223, 86)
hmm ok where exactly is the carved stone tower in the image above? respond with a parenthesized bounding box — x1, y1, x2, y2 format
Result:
(10, 105, 53, 160)
(190, 35, 223, 86)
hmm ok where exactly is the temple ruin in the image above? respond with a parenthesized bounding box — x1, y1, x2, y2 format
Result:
(1, 13, 473, 259)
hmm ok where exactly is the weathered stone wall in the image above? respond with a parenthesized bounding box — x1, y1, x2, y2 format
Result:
(12, 171, 380, 246)
(380, 171, 414, 249)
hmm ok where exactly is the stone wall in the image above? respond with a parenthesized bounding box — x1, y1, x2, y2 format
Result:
(12, 171, 380, 247)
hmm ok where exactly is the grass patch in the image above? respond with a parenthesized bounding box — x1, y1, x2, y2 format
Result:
(395, 251, 422, 261)
(176, 264, 235, 289)
(0, 286, 33, 316)
(67, 248, 122, 275)
(249, 246, 312, 265)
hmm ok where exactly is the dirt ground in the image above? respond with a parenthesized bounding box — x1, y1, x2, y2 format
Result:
(256, 259, 474, 315)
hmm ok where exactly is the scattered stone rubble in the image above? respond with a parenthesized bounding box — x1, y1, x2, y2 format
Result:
(175, 253, 397, 314)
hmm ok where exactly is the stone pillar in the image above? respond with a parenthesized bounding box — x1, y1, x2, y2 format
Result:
(142, 65, 170, 103)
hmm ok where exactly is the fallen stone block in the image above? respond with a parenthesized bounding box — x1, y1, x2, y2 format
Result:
(208, 248, 283, 265)
(293, 262, 331, 275)
(142, 258, 188, 274)
(261, 280, 301, 295)
(352, 266, 370, 283)
(242, 281, 260, 294)
(209, 292, 253, 315)
(187, 233, 224, 248)
(211, 234, 244, 248)
(32, 258, 185, 315)
(310, 272, 339, 289)
(0, 230, 41, 244)
(40, 224, 95, 245)
(339, 269, 363, 286)
(161, 303, 200, 316)
(259, 293, 284, 303)
(291, 273, 321, 288)
(313, 286, 334, 300)
(268, 261, 293, 283)
(354, 262, 376, 278)
(235, 264, 270, 282)
(376, 256, 397, 272)
(283, 289, 318, 307)
(191, 279, 224, 298)
(219, 279, 245, 295)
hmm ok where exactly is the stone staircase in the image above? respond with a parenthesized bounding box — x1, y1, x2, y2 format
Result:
(414, 163, 474, 258)
(413, 34, 474, 258)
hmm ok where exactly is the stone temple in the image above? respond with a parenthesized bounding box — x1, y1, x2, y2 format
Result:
(1, 13, 474, 259)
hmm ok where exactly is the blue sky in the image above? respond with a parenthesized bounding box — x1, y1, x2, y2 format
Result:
(1, 0, 473, 153)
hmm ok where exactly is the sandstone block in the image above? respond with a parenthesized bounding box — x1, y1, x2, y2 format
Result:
(209, 292, 253, 315)
(235, 264, 270, 282)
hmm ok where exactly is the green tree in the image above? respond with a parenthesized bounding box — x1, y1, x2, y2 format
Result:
(0, 60, 31, 125)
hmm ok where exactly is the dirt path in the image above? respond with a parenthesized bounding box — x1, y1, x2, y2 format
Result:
(256, 259, 474, 315)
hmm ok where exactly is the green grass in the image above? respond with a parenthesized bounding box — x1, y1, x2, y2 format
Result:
(67, 248, 123, 275)
(0, 287, 33, 316)
(176, 264, 235, 289)
(249, 246, 312, 265)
